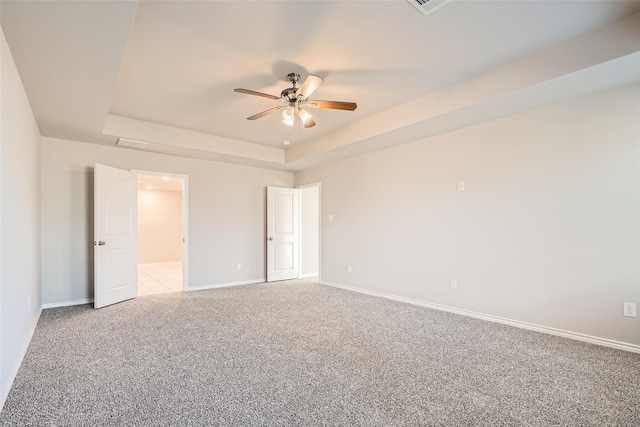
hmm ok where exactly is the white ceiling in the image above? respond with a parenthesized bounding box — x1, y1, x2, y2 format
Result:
(2, 0, 640, 171)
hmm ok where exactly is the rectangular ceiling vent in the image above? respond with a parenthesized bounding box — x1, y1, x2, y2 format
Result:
(116, 138, 149, 149)
(406, 0, 453, 16)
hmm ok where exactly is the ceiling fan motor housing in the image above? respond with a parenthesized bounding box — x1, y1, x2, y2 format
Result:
(282, 73, 302, 101)
(280, 87, 298, 101)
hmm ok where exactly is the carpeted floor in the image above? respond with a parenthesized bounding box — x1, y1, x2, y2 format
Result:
(1, 279, 639, 426)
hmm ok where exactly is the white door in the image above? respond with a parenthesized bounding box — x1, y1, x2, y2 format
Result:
(267, 186, 299, 282)
(94, 163, 137, 308)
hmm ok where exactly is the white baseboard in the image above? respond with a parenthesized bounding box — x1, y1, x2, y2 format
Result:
(42, 298, 93, 309)
(300, 272, 319, 278)
(320, 280, 640, 354)
(187, 278, 265, 292)
(0, 307, 42, 412)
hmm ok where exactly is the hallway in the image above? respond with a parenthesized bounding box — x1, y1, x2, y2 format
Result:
(138, 262, 182, 296)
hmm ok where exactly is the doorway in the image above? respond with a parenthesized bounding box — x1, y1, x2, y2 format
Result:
(299, 183, 320, 282)
(265, 184, 320, 283)
(135, 171, 188, 296)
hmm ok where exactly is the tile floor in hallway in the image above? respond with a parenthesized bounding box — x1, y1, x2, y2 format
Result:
(138, 262, 183, 296)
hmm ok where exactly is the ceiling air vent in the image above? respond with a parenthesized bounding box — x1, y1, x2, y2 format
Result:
(406, 0, 453, 16)
(116, 138, 149, 149)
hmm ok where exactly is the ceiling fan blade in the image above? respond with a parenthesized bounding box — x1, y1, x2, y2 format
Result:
(310, 100, 357, 111)
(296, 74, 324, 101)
(247, 107, 282, 120)
(234, 88, 280, 100)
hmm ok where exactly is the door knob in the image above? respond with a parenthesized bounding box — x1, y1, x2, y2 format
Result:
(268, 237, 273, 241)
(95, 241, 106, 246)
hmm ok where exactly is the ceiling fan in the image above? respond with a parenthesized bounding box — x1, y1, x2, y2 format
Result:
(234, 73, 357, 128)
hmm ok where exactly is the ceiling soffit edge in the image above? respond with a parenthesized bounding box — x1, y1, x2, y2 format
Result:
(103, 114, 285, 166)
(285, 11, 640, 165)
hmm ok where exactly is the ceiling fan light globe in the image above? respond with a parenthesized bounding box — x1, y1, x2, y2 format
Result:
(282, 116, 294, 127)
(299, 108, 312, 124)
(281, 106, 295, 121)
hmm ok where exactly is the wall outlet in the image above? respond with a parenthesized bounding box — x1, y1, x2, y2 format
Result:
(623, 302, 636, 318)
(450, 279, 457, 290)
(347, 265, 352, 273)
(457, 181, 465, 192)
(236, 263, 241, 270)
(27, 296, 31, 308)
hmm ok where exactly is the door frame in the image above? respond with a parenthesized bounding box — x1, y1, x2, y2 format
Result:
(132, 169, 189, 291)
(296, 182, 321, 282)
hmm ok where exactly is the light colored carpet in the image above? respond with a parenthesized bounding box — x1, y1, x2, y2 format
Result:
(1, 279, 639, 426)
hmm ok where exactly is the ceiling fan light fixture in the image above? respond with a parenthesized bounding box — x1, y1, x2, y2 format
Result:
(299, 108, 312, 125)
(283, 117, 294, 127)
(282, 106, 295, 120)
(282, 105, 296, 126)
(282, 116, 295, 127)
(235, 72, 357, 129)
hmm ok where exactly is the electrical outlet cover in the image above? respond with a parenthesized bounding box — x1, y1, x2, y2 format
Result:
(623, 302, 637, 318)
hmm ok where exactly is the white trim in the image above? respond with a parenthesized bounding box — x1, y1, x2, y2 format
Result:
(187, 278, 265, 292)
(42, 299, 94, 309)
(181, 175, 189, 291)
(318, 183, 321, 283)
(297, 189, 302, 279)
(320, 280, 640, 354)
(296, 182, 321, 282)
(0, 307, 42, 411)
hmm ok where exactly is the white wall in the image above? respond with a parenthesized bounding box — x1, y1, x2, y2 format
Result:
(295, 83, 640, 347)
(40, 137, 293, 304)
(0, 28, 42, 407)
(138, 189, 182, 264)
(300, 185, 319, 276)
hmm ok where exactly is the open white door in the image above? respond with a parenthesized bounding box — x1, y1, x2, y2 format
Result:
(94, 163, 137, 308)
(266, 186, 299, 282)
